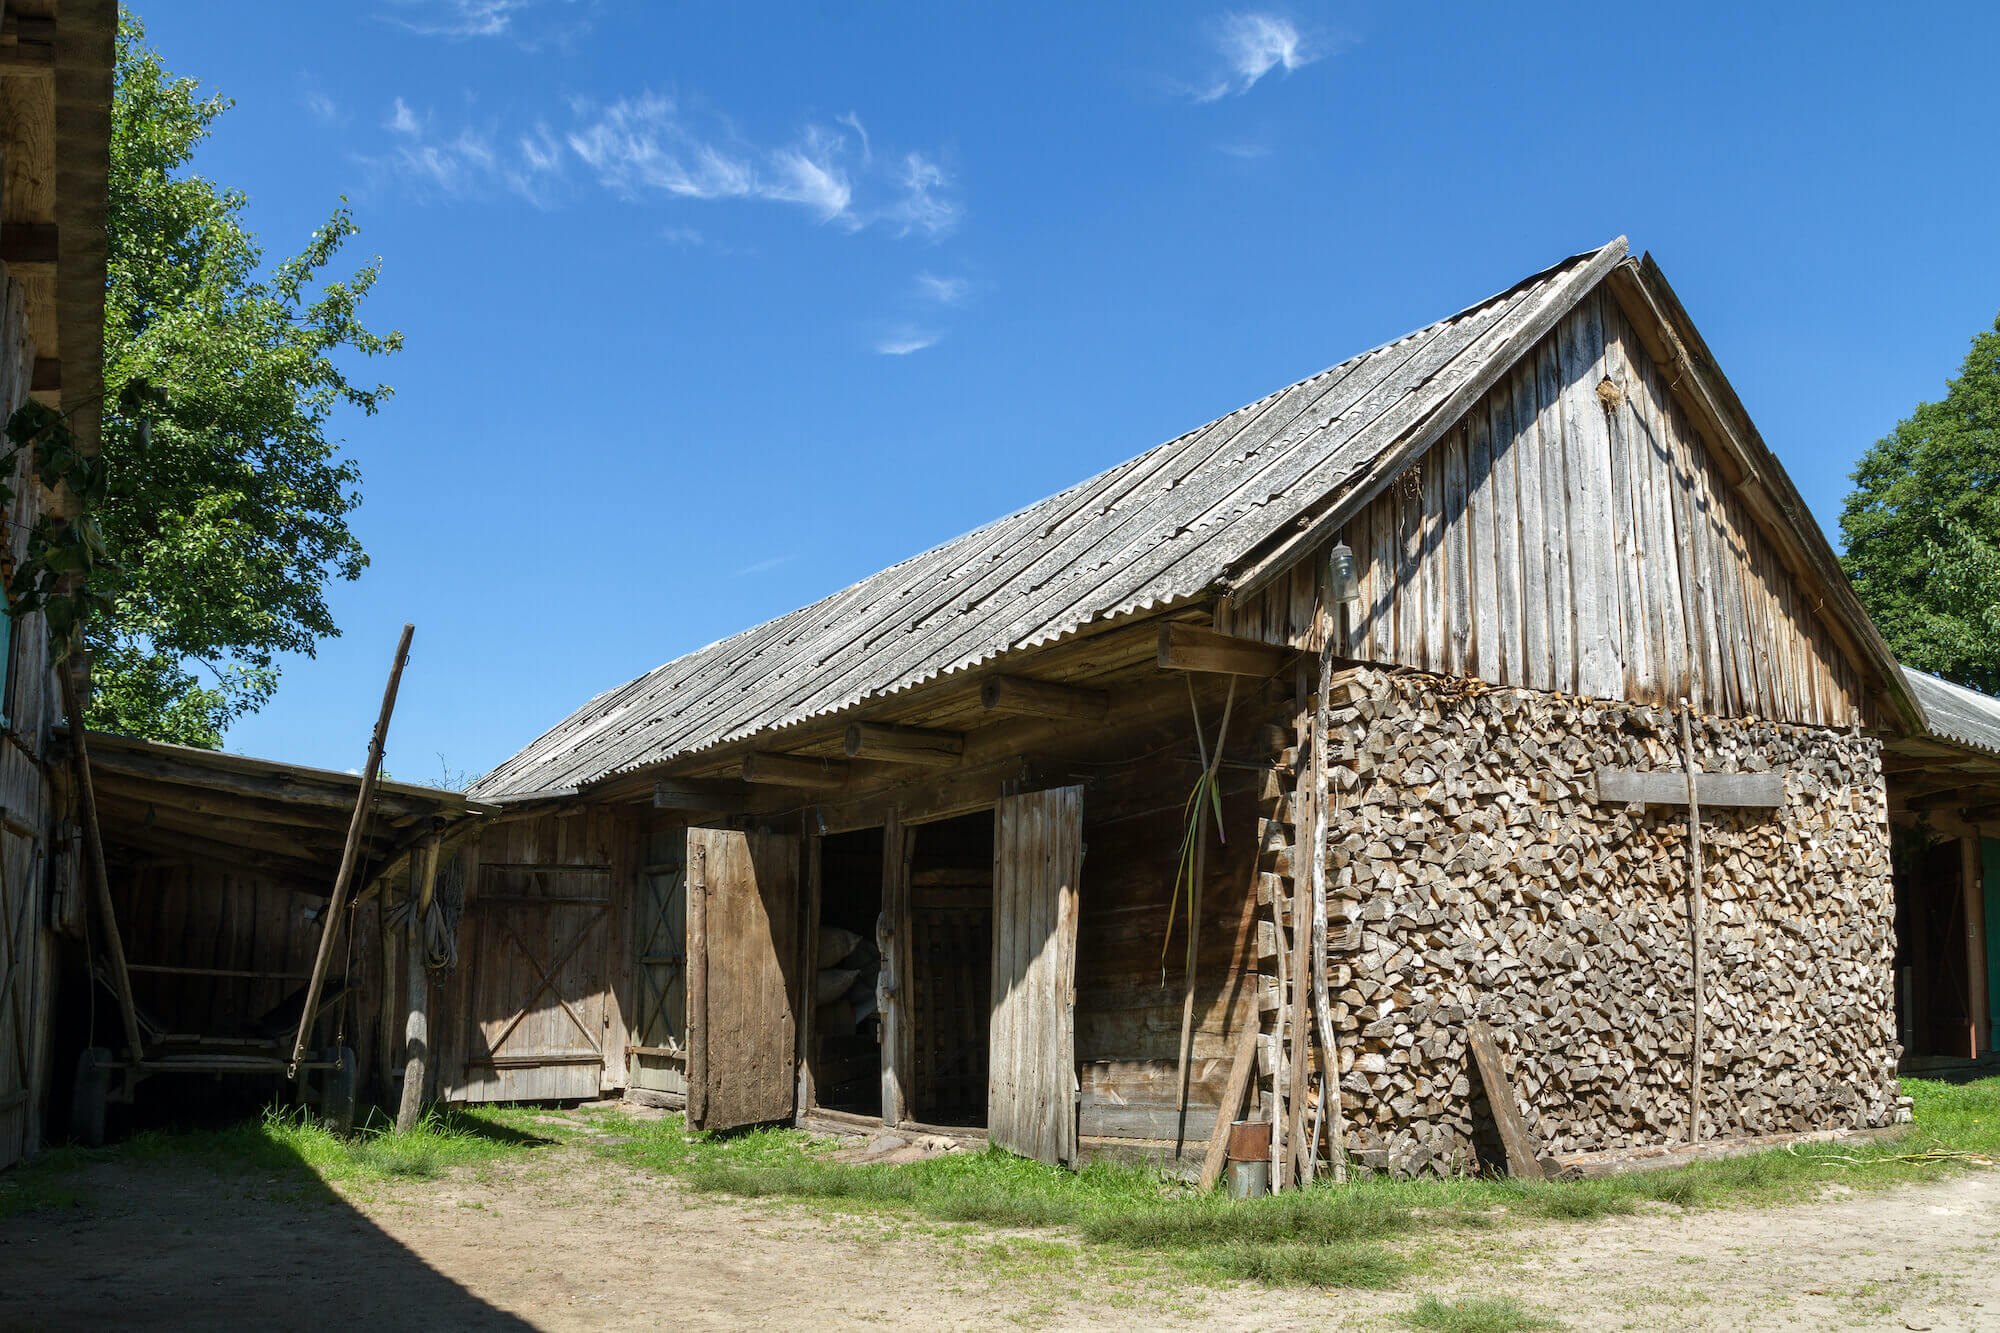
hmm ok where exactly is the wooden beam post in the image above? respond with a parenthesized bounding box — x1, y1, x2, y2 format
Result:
(979, 675, 1109, 721)
(686, 841, 709, 1126)
(653, 779, 753, 812)
(740, 752, 848, 788)
(394, 834, 441, 1135)
(58, 662, 145, 1064)
(1157, 623, 1295, 678)
(842, 721, 964, 767)
(289, 624, 414, 1079)
(1678, 705, 1707, 1143)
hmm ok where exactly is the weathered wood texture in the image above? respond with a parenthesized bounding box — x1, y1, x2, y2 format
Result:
(442, 808, 637, 1103)
(1216, 290, 1870, 729)
(685, 827, 799, 1131)
(0, 269, 56, 1167)
(627, 830, 687, 1097)
(989, 786, 1083, 1165)
(1317, 668, 1898, 1176)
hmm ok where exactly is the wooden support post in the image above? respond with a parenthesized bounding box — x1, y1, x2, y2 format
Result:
(686, 842, 709, 1126)
(1468, 1019, 1547, 1179)
(878, 812, 914, 1126)
(1197, 1002, 1263, 1191)
(1269, 898, 1288, 1190)
(979, 675, 1110, 721)
(289, 624, 414, 1078)
(741, 752, 848, 788)
(842, 721, 964, 767)
(58, 662, 145, 1064)
(1308, 598, 1346, 1182)
(394, 834, 441, 1135)
(1678, 705, 1706, 1143)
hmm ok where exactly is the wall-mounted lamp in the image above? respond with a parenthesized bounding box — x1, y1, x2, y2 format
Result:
(1328, 541, 1361, 605)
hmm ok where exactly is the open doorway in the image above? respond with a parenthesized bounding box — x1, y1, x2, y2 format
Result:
(1895, 831, 1973, 1060)
(906, 809, 994, 1128)
(810, 828, 884, 1117)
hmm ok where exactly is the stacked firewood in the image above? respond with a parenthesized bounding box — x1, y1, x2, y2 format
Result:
(1310, 667, 1902, 1177)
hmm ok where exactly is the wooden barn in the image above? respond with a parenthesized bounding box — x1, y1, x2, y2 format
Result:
(459, 236, 1927, 1178)
(0, 0, 114, 1170)
(1883, 668, 2000, 1068)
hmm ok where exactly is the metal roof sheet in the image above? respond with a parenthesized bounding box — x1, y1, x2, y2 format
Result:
(1902, 667, 2000, 759)
(471, 240, 1628, 800)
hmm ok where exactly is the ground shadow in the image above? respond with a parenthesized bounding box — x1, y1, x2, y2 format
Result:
(0, 1117, 536, 1330)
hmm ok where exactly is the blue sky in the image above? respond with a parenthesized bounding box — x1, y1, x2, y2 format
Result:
(141, 1, 2000, 784)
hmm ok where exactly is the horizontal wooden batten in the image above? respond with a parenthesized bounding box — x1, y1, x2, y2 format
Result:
(842, 721, 964, 767)
(1593, 768, 1786, 809)
(979, 674, 1110, 721)
(1157, 623, 1295, 677)
(0, 223, 56, 274)
(740, 752, 848, 788)
(653, 779, 753, 811)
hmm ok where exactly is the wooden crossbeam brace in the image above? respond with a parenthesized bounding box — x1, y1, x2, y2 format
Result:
(1593, 767, 1785, 809)
(1963, 801, 2000, 824)
(842, 721, 963, 767)
(1156, 623, 1295, 678)
(653, 779, 754, 811)
(741, 751, 848, 788)
(979, 675, 1109, 721)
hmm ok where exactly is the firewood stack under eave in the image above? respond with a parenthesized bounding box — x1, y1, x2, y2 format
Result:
(1310, 667, 1904, 1178)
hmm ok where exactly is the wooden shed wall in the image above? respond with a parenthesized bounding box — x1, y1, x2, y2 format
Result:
(0, 272, 58, 1168)
(440, 808, 640, 1103)
(108, 866, 385, 1074)
(1218, 286, 1869, 728)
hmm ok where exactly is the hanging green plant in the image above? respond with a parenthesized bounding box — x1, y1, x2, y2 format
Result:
(1, 399, 119, 661)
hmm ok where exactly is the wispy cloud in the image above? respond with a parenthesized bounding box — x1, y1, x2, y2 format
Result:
(369, 90, 958, 237)
(733, 555, 790, 577)
(382, 0, 530, 38)
(567, 95, 956, 236)
(914, 272, 970, 305)
(302, 82, 341, 126)
(875, 325, 941, 356)
(1192, 13, 1320, 101)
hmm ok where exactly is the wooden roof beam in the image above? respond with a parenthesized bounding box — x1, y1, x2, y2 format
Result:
(1157, 623, 1295, 677)
(842, 721, 963, 767)
(1904, 786, 2000, 813)
(654, 779, 755, 812)
(1963, 801, 2000, 825)
(979, 674, 1110, 721)
(741, 752, 848, 788)
(0, 222, 56, 275)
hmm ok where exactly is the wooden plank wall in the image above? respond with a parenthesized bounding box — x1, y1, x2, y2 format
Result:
(1217, 287, 1868, 729)
(1071, 685, 1280, 1141)
(0, 271, 55, 1168)
(988, 786, 1082, 1165)
(109, 865, 385, 1075)
(439, 808, 639, 1103)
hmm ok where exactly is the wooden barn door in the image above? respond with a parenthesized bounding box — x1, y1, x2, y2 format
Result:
(627, 847, 687, 1098)
(988, 786, 1083, 1165)
(459, 864, 612, 1101)
(686, 827, 799, 1131)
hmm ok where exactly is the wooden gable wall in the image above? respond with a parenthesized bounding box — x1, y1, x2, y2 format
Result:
(1217, 284, 1870, 728)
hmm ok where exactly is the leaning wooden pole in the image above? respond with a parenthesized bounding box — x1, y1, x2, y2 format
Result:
(289, 623, 415, 1078)
(59, 661, 145, 1063)
(395, 833, 441, 1135)
(1678, 703, 1707, 1143)
(1173, 677, 1235, 1159)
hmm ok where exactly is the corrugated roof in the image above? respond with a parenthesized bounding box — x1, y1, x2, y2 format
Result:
(471, 239, 1629, 800)
(1902, 667, 2000, 759)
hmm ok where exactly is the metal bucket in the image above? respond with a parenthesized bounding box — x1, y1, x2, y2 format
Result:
(1227, 1157, 1270, 1200)
(1224, 1119, 1273, 1199)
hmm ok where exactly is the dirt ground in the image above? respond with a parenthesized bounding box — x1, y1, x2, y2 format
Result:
(3, 1109, 1998, 1331)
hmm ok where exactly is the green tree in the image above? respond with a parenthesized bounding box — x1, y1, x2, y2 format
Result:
(1841, 315, 2000, 694)
(90, 13, 400, 746)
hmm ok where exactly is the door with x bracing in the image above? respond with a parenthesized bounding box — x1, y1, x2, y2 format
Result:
(459, 863, 612, 1102)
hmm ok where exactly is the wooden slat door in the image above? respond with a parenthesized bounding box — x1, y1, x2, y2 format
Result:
(686, 827, 799, 1131)
(628, 850, 687, 1097)
(988, 786, 1084, 1165)
(459, 865, 612, 1102)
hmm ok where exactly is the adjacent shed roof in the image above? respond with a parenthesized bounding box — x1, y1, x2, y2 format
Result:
(472, 240, 1634, 800)
(1902, 667, 2000, 759)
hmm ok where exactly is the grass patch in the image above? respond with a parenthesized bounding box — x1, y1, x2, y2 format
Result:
(1403, 1294, 1561, 1332)
(588, 1076, 1998, 1291)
